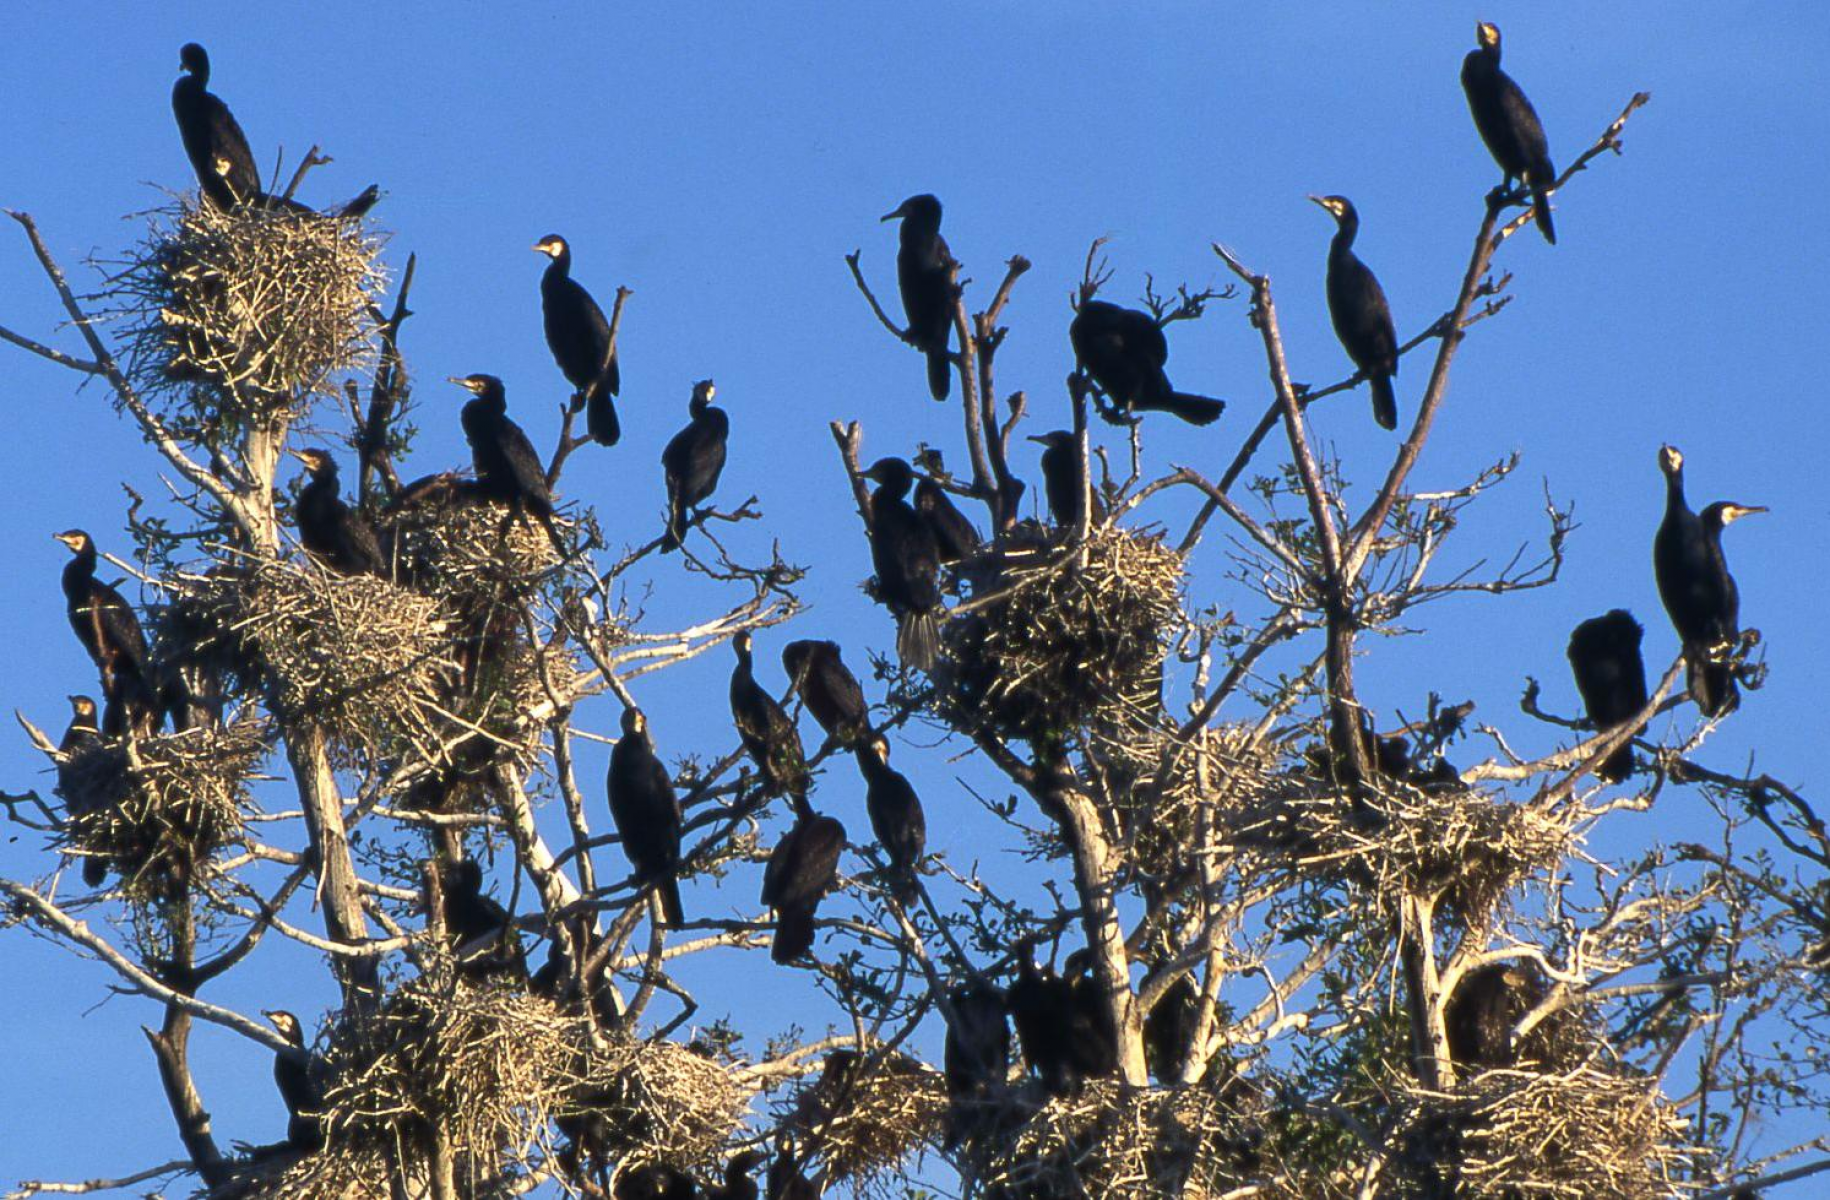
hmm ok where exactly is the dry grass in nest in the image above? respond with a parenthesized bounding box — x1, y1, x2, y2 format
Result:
(110, 199, 383, 433)
(173, 557, 459, 757)
(1229, 774, 1573, 923)
(56, 720, 266, 898)
(789, 1052, 949, 1189)
(938, 524, 1185, 744)
(382, 488, 564, 606)
(1090, 721, 1283, 880)
(1398, 1064, 1694, 1199)
(979, 1079, 1267, 1200)
(566, 1036, 750, 1169)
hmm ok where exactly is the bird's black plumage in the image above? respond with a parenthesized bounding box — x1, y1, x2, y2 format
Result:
(760, 793, 846, 964)
(1462, 22, 1559, 245)
(1444, 961, 1551, 1071)
(1144, 971, 1200, 1086)
(1062, 948, 1121, 1084)
(608, 707, 685, 925)
(1007, 942, 1078, 1096)
(437, 858, 528, 981)
(614, 1163, 699, 1200)
(54, 530, 157, 737)
(781, 639, 870, 750)
(881, 194, 956, 400)
(766, 1146, 819, 1200)
(56, 695, 109, 886)
(1311, 195, 1399, 430)
(943, 979, 1010, 1144)
(856, 736, 925, 897)
(292, 448, 385, 577)
(1028, 430, 1104, 529)
(1653, 446, 1764, 717)
(661, 380, 729, 553)
(172, 44, 260, 210)
(534, 234, 621, 446)
(1070, 300, 1225, 426)
(449, 374, 564, 547)
(1566, 610, 1650, 783)
(263, 1009, 325, 1151)
(863, 458, 943, 671)
(915, 477, 981, 563)
(730, 630, 809, 801)
(706, 1150, 768, 1200)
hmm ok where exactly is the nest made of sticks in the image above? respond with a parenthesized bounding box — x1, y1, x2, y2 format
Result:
(938, 524, 1185, 745)
(110, 199, 383, 433)
(382, 484, 565, 607)
(788, 1051, 949, 1190)
(565, 1036, 750, 1171)
(1395, 1064, 1695, 1199)
(56, 720, 266, 899)
(173, 557, 459, 757)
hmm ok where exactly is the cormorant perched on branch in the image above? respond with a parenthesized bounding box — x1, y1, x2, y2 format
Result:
(1070, 300, 1225, 426)
(54, 530, 157, 737)
(706, 1149, 768, 1200)
(1028, 430, 1104, 528)
(1444, 960, 1551, 1071)
(760, 793, 846, 963)
(1566, 610, 1649, 783)
(781, 639, 870, 750)
(1008, 940, 1078, 1096)
(1144, 971, 1200, 1086)
(862, 458, 943, 672)
(915, 476, 981, 563)
(614, 1163, 698, 1200)
(943, 979, 1010, 1145)
(1310, 195, 1399, 430)
(661, 380, 728, 553)
(766, 1143, 819, 1200)
(1462, 22, 1559, 245)
(533, 234, 621, 446)
(448, 374, 564, 549)
(607, 707, 685, 925)
(56, 696, 108, 886)
(172, 44, 259, 210)
(730, 631, 808, 800)
(856, 736, 925, 898)
(1653, 446, 1764, 717)
(436, 858, 528, 981)
(881, 194, 957, 400)
(262, 1009, 324, 1151)
(291, 448, 384, 577)
(1062, 948, 1121, 1083)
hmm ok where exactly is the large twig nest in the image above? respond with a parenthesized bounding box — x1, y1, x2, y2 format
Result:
(788, 1051, 949, 1190)
(109, 199, 384, 434)
(55, 720, 266, 900)
(938, 524, 1185, 744)
(565, 1036, 751, 1170)
(382, 484, 564, 605)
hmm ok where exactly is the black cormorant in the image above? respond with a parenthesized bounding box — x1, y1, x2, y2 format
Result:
(1311, 194, 1399, 430)
(943, 979, 1010, 1145)
(291, 448, 385, 577)
(1062, 948, 1121, 1083)
(56, 695, 109, 886)
(881, 194, 956, 400)
(448, 374, 564, 547)
(706, 1149, 768, 1200)
(915, 476, 981, 563)
(1566, 610, 1650, 783)
(863, 458, 943, 671)
(54, 530, 157, 737)
(781, 639, 871, 750)
(533, 234, 621, 446)
(1444, 960, 1551, 1071)
(1008, 941, 1078, 1096)
(437, 858, 528, 981)
(1462, 22, 1559, 245)
(1028, 430, 1104, 528)
(765, 1145, 818, 1200)
(1070, 300, 1225, 426)
(1653, 445, 1764, 717)
(730, 631, 809, 800)
(262, 1009, 325, 1151)
(760, 793, 846, 964)
(172, 44, 260, 210)
(607, 707, 685, 925)
(661, 380, 729, 553)
(614, 1163, 698, 1200)
(856, 736, 926, 898)
(1143, 972, 1200, 1086)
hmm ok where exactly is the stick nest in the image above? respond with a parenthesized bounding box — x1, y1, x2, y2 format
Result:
(565, 1035, 751, 1170)
(1393, 1064, 1695, 1199)
(788, 1051, 949, 1190)
(55, 720, 266, 899)
(110, 199, 384, 434)
(937, 524, 1185, 744)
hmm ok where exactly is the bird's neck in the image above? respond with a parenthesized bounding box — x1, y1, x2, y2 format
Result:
(1331, 219, 1359, 255)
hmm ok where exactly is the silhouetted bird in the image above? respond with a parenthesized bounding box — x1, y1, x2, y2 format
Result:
(172, 44, 259, 210)
(1008, 941, 1079, 1096)
(608, 707, 685, 925)
(761, 793, 846, 963)
(730, 630, 808, 801)
(55, 695, 108, 886)
(534, 234, 621, 445)
(1653, 445, 1764, 717)
(915, 476, 981, 563)
(856, 736, 925, 898)
(705, 1149, 768, 1200)
(262, 1009, 325, 1151)
(449, 374, 564, 549)
(615, 1163, 698, 1200)
(1062, 948, 1121, 1083)
(944, 978, 1010, 1145)
(661, 380, 728, 553)
(1070, 300, 1225, 426)
(781, 639, 871, 750)
(1311, 194, 1399, 429)
(1028, 430, 1104, 528)
(291, 448, 384, 577)
(1462, 22, 1559, 245)
(1444, 960, 1551, 1071)
(881, 193, 956, 400)
(863, 458, 943, 671)
(1144, 972, 1200, 1086)
(437, 858, 527, 981)
(54, 530, 157, 737)
(1566, 610, 1650, 783)
(766, 1144, 819, 1200)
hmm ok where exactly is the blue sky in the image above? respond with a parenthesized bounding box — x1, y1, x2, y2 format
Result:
(1, 2, 1825, 1190)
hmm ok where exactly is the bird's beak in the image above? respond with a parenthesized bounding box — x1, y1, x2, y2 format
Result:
(1306, 194, 1325, 206)
(1026, 435, 1049, 445)
(286, 449, 310, 463)
(1723, 504, 1769, 524)
(880, 203, 907, 222)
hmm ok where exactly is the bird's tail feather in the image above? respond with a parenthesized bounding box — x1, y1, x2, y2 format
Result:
(897, 610, 940, 672)
(1371, 375, 1398, 430)
(1167, 392, 1226, 426)
(1688, 652, 1739, 719)
(657, 878, 684, 926)
(1531, 183, 1557, 245)
(1598, 741, 1634, 784)
(661, 493, 686, 554)
(773, 904, 816, 963)
(927, 349, 951, 401)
